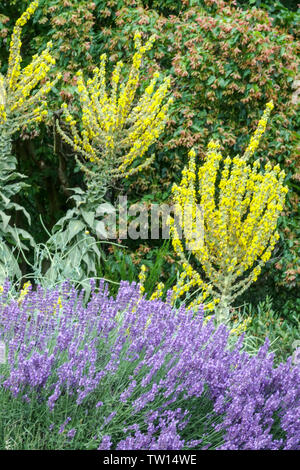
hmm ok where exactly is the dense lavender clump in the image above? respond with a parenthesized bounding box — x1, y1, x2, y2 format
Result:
(0, 280, 299, 450)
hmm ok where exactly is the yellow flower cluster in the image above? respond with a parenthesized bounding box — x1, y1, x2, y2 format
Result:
(58, 32, 173, 184)
(53, 296, 63, 315)
(150, 282, 165, 301)
(0, 75, 7, 123)
(169, 102, 288, 323)
(243, 101, 274, 160)
(168, 148, 218, 311)
(138, 264, 148, 296)
(127, 264, 149, 318)
(0, 1, 60, 131)
(17, 281, 31, 306)
(230, 317, 252, 336)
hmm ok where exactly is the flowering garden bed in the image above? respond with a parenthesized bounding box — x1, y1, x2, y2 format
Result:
(0, 1, 299, 452)
(0, 280, 299, 450)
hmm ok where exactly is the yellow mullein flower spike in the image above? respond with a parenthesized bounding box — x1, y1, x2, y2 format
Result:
(18, 281, 31, 306)
(169, 103, 287, 324)
(0, 1, 59, 130)
(138, 264, 148, 296)
(243, 101, 273, 160)
(57, 32, 172, 191)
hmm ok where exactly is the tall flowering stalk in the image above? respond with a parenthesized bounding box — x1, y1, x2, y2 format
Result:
(0, 0, 60, 131)
(168, 102, 288, 323)
(57, 31, 173, 194)
(44, 33, 173, 285)
(0, 1, 59, 281)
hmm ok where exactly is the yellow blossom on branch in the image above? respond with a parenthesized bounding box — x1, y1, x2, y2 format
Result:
(0, 1, 60, 131)
(0, 1, 59, 283)
(168, 102, 288, 323)
(17, 281, 32, 306)
(243, 101, 274, 160)
(138, 264, 148, 296)
(57, 33, 173, 189)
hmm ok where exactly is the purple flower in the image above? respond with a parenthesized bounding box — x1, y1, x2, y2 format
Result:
(0, 280, 298, 450)
(98, 435, 112, 450)
(59, 417, 72, 434)
(67, 428, 76, 440)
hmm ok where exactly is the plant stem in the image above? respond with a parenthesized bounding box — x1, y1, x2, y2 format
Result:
(215, 275, 231, 324)
(0, 122, 14, 168)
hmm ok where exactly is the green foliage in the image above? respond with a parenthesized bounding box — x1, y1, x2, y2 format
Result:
(232, 296, 300, 364)
(20, 181, 117, 294)
(0, 124, 34, 282)
(141, 241, 171, 297)
(97, 240, 178, 298)
(97, 247, 137, 295)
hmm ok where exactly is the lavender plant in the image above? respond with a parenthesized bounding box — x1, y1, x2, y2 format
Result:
(0, 280, 299, 450)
